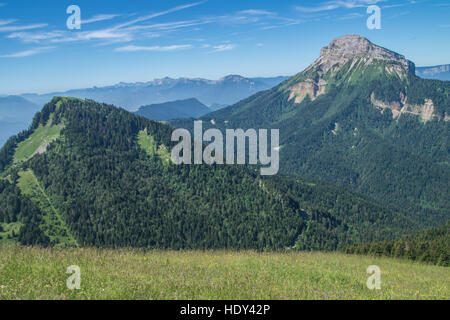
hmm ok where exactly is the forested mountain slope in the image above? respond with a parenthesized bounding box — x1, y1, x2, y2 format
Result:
(171, 35, 449, 226)
(0, 97, 420, 249)
(345, 221, 449, 266)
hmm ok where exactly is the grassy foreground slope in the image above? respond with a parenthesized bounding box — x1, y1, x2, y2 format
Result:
(0, 243, 448, 300)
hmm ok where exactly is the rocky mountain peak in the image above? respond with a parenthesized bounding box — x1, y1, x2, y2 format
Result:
(313, 34, 415, 74)
(287, 35, 417, 106)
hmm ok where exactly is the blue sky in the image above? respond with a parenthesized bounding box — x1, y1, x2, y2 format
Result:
(0, 0, 449, 94)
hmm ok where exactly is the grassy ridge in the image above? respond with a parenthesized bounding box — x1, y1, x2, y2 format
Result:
(137, 128, 171, 164)
(13, 119, 64, 165)
(0, 243, 448, 300)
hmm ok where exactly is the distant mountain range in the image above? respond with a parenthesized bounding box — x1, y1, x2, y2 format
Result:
(135, 98, 211, 121)
(0, 75, 289, 147)
(0, 96, 40, 147)
(21, 75, 290, 112)
(416, 64, 450, 81)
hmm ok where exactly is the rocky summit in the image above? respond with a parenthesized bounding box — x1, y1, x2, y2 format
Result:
(311, 34, 415, 74)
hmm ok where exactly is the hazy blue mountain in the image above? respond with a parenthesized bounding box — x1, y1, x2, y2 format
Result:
(416, 65, 450, 81)
(0, 95, 39, 121)
(250, 76, 290, 88)
(21, 75, 289, 112)
(209, 103, 228, 111)
(0, 95, 40, 147)
(135, 98, 211, 121)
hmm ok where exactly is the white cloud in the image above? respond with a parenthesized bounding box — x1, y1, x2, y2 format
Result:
(237, 9, 276, 16)
(82, 14, 120, 25)
(0, 19, 16, 26)
(210, 44, 236, 53)
(2, 1, 302, 53)
(259, 20, 303, 30)
(0, 23, 47, 32)
(8, 31, 64, 43)
(382, 0, 423, 9)
(6, 2, 207, 46)
(0, 46, 54, 58)
(114, 44, 193, 52)
(125, 19, 211, 32)
(73, 29, 129, 41)
(338, 12, 364, 20)
(112, 1, 206, 30)
(295, 0, 386, 13)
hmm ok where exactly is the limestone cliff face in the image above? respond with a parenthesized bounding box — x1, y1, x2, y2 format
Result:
(288, 35, 416, 104)
(288, 79, 327, 104)
(287, 35, 446, 122)
(370, 92, 437, 121)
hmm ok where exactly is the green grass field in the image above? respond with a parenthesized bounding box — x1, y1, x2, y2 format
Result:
(0, 243, 448, 300)
(13, 118, 64, 165)
(138, 129, 171, 164)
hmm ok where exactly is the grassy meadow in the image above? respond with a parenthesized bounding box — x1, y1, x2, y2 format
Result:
(13, 119, 64, 165)
(0, 242, 448, 300)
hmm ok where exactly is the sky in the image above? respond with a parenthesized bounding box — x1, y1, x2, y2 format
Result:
(0, 0, 449, 94)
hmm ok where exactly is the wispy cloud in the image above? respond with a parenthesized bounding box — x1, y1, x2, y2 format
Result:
(237, 9, 276, 16)
(0, 23, 47, 32)
(382, 0, 423, 9)
(111, 1, 206, 30)
(1, 1, 303, 56)
(125, 19, 212, 32)
(0, 19, 16, 26)
(81, 14, 121, 25)
(115, 44, 193, 52)
(0, 46, 54, 58)
(6, 2, 207, 46)
(209, 44, 236, 53)
(7, 31, 65, 43)
(259, 20, 303, 30)
(295, 0, 386, 13)
(338, 12, 364, 20)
